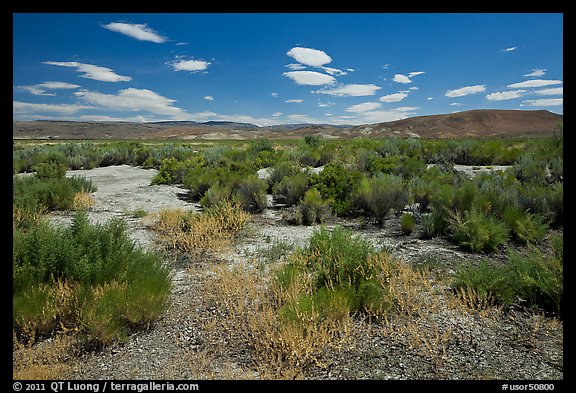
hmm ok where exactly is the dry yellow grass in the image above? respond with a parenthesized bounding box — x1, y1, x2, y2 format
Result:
(13, 332, 75, 380)
(144, 202, 249, 254)
(71, 191, 96, 210)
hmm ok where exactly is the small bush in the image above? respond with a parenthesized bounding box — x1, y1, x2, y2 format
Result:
(400, 213, 416, 235)
(352, 173, 408, 225)
(272, 172, 310, 206)
(452, 247, 563, 315)
(450, 208, 509, 253)
(235, 176, 269, 213)
(298, 187, 332, 225)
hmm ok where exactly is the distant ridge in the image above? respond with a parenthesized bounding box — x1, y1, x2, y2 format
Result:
(13, 109, 562, 140)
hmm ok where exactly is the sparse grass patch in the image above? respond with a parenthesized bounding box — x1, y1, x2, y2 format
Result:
(146, 201, 249, 254)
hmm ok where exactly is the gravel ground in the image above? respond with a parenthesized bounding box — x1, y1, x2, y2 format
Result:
(46, 165, 563, 381)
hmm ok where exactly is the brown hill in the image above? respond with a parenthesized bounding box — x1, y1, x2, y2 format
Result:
(349, 109, 563, 138)
(12, 109, 562, 140)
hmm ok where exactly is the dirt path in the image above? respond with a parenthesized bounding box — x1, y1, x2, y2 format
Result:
(60, 165, 562, 380)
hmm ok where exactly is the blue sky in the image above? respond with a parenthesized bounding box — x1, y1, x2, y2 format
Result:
(13, 13, 563, 126)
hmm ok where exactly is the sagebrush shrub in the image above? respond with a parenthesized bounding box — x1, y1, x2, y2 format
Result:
(450, 208, 509, 253)
(352, 173, 407, 225)
(400, 213, 416, 235)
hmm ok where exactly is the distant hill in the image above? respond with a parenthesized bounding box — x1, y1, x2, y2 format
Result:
(348, 109, 563, 138)
(13, 109, 562, 140)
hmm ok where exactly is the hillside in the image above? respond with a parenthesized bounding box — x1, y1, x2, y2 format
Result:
(13, 109, 562, 140)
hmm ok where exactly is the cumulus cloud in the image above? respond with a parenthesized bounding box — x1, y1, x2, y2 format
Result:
(345, 102, 381, 113)
(204, 96, 214, 101)
(287, 47, 332, 67)
(393, 74, 412, 84)
(507, 79, 562, 89)
(102, 22, 167, 43)
(524, 69, 547, 78)
(283, 70, 336, 86)
(74, 88, 186, 117)
(521, 98, 563, 107)
(379, 92, 408, 103)
(43, 61, 132, 82)
(445, 84, 486, 97)
(486, 90, 526, 101)
(314, 83, 381, 97)
(171, 59, 210, 72)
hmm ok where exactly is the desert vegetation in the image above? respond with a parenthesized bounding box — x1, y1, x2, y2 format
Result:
(13, 132, 563, 379)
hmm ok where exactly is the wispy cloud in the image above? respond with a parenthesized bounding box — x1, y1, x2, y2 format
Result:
(204, 96, 214, 101)
(445, 84, 486, 97)
(524, 69, 547, 78)
(74, 88, 186, 117)
(285, 63, 307, 71)
(285, 99, 303, 103)
(314, 83, 381, 97)
(170, 59, 211, 72)
(502, 46, 517, 53)
(102, 22, 167, 43)
(507, 79, 562, 89)
(379, 92, 408, 103)
(283, 70, 336, 86)
(43, 61, 131, 82)
(16, 81, 81, 96)
(345, 102, 381, 113)
(13, 101, 94, 114)
(287, 47, 332, 67)
(534, 87, 563, 96)
(486, 90, 526, 101)
(521, 98, 563, 107)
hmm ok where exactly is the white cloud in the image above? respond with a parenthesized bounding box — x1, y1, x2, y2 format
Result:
(345, 102, 381, 113)
(287, 47, 332, 67)
(507, 79, 562, 89)
(359, 110, 410, 123)
(16, 81, 81, 97)
(285, 99, 303, 103)
(408, 71, 425, 78)
(524, 69, 547, 78)
(75, 88, 186, 117)
(102, 22, 166, 43)
(409, 86, 419, 91)
(445, 84, 486, 97)
(486, 90, 526, 101)
(379, 92, 408, 103)
(502, 46, 517, 52)
(322, 66, 348, 76)
(171, 60, 210, 72)
(204, 96, 214, 101)
(314, 83, 381, 97)
(43, 61, 132, 82)
(272, 112, 282, 117)
(13, 101, 93, 114)
(271, 92, 279, 97)
(450, 102, 464, 106)
(521, 98, 563, 107)
(534, 87, 563, 96)
(427, 97, 434, 100)
(283, 71, 336, 86)
(393, 74, 412, 84)
(285, 63, 307, 70)
(318, 102, 334, 107)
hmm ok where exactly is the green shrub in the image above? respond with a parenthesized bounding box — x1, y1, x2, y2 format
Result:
(13, 211, 170, 345)
(276, 226, 393, 322)
(272, 172, 310, 206)
(298, 187, 332, 225)
(235, 176, 268, 213)
(452, 247, 563, 315)
(450, 208, 509, 253)
(502, 206, 549, 244)
(400, 213, 416, 235)
(310, 162, 362, 216)
(352, 173, 407, 225)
